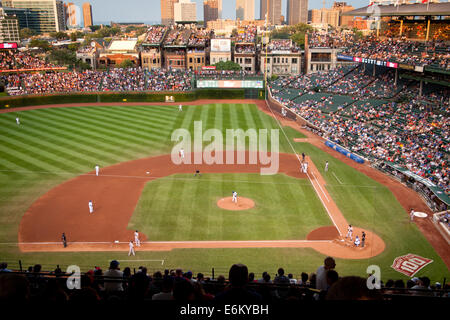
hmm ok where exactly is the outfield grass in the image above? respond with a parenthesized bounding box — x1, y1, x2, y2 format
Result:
(130, 173, 330, 241)
(0, 103, 448, 282)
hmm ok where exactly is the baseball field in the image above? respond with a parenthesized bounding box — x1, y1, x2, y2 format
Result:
(0, 101, 448, 282)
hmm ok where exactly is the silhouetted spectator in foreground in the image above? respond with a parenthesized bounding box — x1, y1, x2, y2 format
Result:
(0, 274, 30, 302)
(326, 276, 381, 300)
(214, 263, 262, 303)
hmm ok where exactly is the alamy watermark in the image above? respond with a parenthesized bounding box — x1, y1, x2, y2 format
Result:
(170, 121, 280, 175)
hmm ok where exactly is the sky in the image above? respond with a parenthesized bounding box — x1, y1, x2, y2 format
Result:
(68, 0, 369, 25)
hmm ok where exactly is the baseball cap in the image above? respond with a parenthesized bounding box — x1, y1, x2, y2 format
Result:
(411, 277, 419, 283)
(110, 260, 120, 269)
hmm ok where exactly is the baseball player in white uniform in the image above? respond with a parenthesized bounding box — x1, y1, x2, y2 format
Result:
(325, 161, 329, 172)
(179, 104, 183, 112)
(95, 165, 100, 177)
(128, 240, 135, 256)
(354, 235, 360, 247)
(134, 230, 141, 247)
(88, 200, 94, 214)
(232, 191, 238, 203)
(410, 209, 415, 222)
(16, 117, 20, 125)
(346, 224, 353, 241)
(180, 148, 185, 160)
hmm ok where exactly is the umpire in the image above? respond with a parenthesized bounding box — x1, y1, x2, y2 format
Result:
(62, 233, 67, 248)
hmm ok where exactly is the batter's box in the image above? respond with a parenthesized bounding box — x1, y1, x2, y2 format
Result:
(391, 254, 433, 277)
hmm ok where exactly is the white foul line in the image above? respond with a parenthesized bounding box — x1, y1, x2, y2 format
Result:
(332, 172, 343, 185)
(264, 99, 342, 236)
(311, 170, 330, 202)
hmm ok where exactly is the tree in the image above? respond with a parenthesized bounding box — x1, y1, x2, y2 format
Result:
(48, 48, 77, 66)
(29, 39, 52, 51)
(213, 60, 242, 71)
(70, 31, 85, 42)
(20, 28, 36, 39)
(90, 25, 102, 32)
(119, 59, 135, 68)
(50, 31, 70, 40)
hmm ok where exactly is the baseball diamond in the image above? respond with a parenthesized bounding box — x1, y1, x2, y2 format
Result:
(0, 100, 448, 283)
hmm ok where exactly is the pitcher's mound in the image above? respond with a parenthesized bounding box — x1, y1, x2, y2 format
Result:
(217, 197, 255, 211)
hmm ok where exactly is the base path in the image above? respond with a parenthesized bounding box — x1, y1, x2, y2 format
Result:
(258, 100, 450, 268)
(3, 99, 392, 259)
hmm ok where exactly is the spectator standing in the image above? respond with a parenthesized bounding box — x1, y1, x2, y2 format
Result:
(103, 260, 123, 292)
(316, 257, 336, 291)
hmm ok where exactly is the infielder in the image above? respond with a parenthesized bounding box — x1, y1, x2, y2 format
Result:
(410, 208, 415, 222)
(354, 235, 360, 247)
(232, 191, 238, 203)
(325, 161, 329, 172)
(134, 230, 141, 247)
(62, 233, 67, 248)
(346, 224, 353, 241)
(180, 148, 185, 160)
(16, 117, 20, 125)
(95, 165, 100, 177)
(88, 200, 94, 214)
(128, 240, 135, 256)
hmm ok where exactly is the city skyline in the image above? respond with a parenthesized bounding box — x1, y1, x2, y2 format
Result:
(62, 0, 369, 25)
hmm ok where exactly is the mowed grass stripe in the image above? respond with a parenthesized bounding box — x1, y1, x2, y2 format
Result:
(9, 113, 130, 164)
(26, 109, 163, 155)
(0, 139, 71, 173)
(102, 105, 182, 127)
(0, 121, 112, 169)
(54, 108, 169, 150)
(79, 107, 177, 134)
(0, 129, 93, 170)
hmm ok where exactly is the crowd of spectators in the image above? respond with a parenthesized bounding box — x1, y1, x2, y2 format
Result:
(3, 67, 195, 95)
(102, 67, 146, 91)
(147, 69, 192, 91)
(270, 67, 449, 193)
(266, 39, 300, 52)
(308, 30, 355, 48)
(234, 26, 257, 43)
(145, 26, 167, 44)
(341, 37, 449, 70)
(1, 259, 447, 302)
(188, 29, 209, 47)
(0, 51, 59, 70)
(164, 27, 191, 46)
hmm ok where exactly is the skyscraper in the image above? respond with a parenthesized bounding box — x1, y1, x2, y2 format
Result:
(260, 0, 281, 25)
(82, 2, 92, 28)
(287, 0, 308, 25)
(2, 0, 66, 32)
(236, 0, 254, 21)
(174, 0, 196, 23)
(204, 0, 219, 25)
(161, 0, 178, 26)
(65, 2, 78, 27)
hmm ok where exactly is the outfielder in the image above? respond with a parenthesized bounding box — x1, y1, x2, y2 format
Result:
(88, 200, 94, 214)
(346, 224, 353, 241)
(232, 191, 238, 203)
(128, 240, 135, 256)
(179, 104, 183, 112)
(95, 165, 100, 177)
(16, 117, 20, 125)
(134, 230, 141, 247)
(325, 161, 329, 172)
